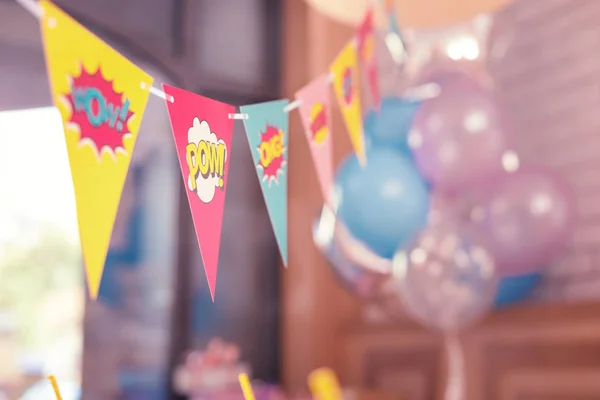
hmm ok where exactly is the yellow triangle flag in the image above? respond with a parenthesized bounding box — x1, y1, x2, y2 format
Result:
(330, 41, 366, 165)
(40, 0, 153, 299)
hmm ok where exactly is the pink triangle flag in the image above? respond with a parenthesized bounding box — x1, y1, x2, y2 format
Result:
(296, 74, 334, 205)
(163, 84, 235, 301)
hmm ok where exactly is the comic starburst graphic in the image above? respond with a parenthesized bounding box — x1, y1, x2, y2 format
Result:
(256, 124, 286, 187)
(64, 66, 134, 159)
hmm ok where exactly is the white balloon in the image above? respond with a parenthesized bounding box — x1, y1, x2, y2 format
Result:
(392, 222, 498, 332)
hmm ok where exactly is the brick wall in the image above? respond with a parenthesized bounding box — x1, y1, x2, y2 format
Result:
(372, 0, 600, 303)
(488, 0, 600, 302)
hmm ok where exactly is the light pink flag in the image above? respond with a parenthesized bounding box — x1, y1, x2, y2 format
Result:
(296, 74, 334, 205)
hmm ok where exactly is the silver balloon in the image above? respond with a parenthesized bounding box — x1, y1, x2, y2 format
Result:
(313, 205, 391, 299)
(392, 222, 498, 332)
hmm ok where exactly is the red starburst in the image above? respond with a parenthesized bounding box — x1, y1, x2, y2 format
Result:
(65, 67, 134, 157)
(309, 104, 327, 142)
(257, 125, 285, 184)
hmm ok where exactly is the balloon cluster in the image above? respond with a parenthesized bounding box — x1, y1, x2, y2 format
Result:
(314, 71, 575, 332)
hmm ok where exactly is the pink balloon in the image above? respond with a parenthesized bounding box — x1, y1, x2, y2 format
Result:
(409, 78, 509, 190)
(471, 168, 575, 276)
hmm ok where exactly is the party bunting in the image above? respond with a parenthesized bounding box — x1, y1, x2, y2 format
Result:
(331, 41, 366, 165)
(240, 100, 289, 267)
(163, 84, 235, 301)
(40, 0, 152, 299)
(357, 9, 381, 110)
(296, 75, 334, 205)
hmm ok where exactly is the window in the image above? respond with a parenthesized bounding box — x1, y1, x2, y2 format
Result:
(0, 107, 82, 398)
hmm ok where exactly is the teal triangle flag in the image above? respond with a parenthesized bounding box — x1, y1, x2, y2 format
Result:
(240, 99, 289, 267)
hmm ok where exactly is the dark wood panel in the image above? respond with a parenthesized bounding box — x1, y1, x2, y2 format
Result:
(190, 0, 281, 99)
(52, 0, 187, 89)
(55, 0, 173, 56)
(0, 42, 51, 110)
(54, 0, 280, 99)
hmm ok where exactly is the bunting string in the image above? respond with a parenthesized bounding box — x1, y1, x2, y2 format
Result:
(286, 82, 439, 114)
(15, 0, 42, 19)
(17, 0, 177, 103)
(16, 0, 423, 115)
(11, 0, 427, 300)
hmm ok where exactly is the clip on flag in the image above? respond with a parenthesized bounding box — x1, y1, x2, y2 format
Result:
(331, 41, 366, 165)
(40, 0, 153, 299)
(240, 100, 289, 267)
(163, 84, 235, 301)
(296, 75, 334, 205)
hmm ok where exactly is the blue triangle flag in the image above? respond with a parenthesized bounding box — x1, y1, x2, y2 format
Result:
(240, 99, 289, 266)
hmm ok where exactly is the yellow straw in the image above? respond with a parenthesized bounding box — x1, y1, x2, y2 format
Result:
(308, 368, 342, 400)
(239, 373, 256, 400)
(48, 375, 62, 400)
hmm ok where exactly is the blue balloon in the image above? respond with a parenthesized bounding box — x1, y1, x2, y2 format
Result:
(494, 273, 542, 308)
(364, 97, 421, 154)
(335, 146, 430, 259)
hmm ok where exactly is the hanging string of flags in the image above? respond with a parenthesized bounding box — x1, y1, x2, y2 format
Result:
(14, 0, 400, 301)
